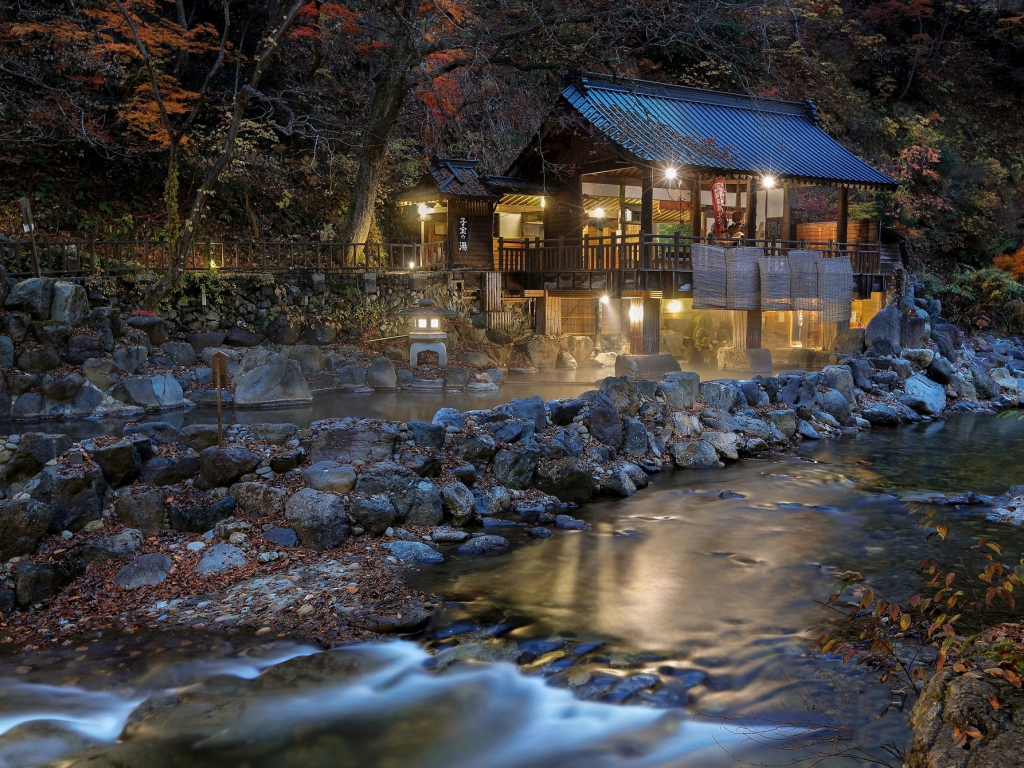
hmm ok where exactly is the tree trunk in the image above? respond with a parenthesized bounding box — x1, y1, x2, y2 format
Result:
(337, 42, 417, 246)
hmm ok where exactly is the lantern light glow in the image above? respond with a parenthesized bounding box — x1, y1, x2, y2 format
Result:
(761, 175, 777, 189)
(664, 167, 677, 180)
(666, 299, 682, 313)
(593, 207, 605, 219)
(628, 304, 644, 323)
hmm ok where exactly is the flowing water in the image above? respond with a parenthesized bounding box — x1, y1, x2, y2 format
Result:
(2, 416, 1022, 766)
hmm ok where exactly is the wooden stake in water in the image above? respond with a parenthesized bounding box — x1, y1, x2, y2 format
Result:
(211, 351, 228, 447)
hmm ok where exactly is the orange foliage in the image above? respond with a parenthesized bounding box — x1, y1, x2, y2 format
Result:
(993, 247, 1024, 279)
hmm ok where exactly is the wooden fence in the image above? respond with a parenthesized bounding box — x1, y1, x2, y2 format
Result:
(496, 233, 890, 276)
(0, 239, 447, 278)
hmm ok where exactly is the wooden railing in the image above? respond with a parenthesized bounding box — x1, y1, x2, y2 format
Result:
(496, 234, 889, 275)
(0, 239, 447, 277)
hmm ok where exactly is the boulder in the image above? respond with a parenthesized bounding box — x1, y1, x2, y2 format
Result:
(234, 357, 312, 408)
(902, 348, 935, 369)
(431, 407, 465, 429)
(354, 462, 420, 519)
(82, 529, 144, 564)
(474, 486, 512, 517)
(309, 420, 400, 464)
(547, 398, 584, 426)
(112, 346, 149, 375)
(199, 445, 260, 487)
(113, 373, 183, 409)
(600, 376, 641, 417)
(186, 331, 226, 354)
(334, 363, 367, 388)
(526, 336, 561, 368)
(125, 315, 169, 346)
(865, 305, 902, 356)
(622, 417, 648, 455)
(266, 316, 304, 345)
(798, 420, 821, 439)
(716, 347, 773, 373)
(168, 495, 235, 532)
(970, 364, 1000, 400)
(557, 351, 578, 369)
(492, 447, 540, 490)
(405, 480, 444, 526)
(406, 421, 445, 448)
(822, 365, 856, 405)
(0, 499, 56, 560)
(367, 357, 397, 389)
(456, 535, 509, 555)
(385, 540, 444, 564)
(34, 321, 72, 350)
(534, 459, 595, 503)
(567, 335, 595, 363)
(815, 388, 852, 426)
(302, 461, 357, 494)
(441, 482, 475, 526)
(0, 335, 12, 368)
(113, 554, 172, 589)
(65, 336, 105, 365)
(5, 277, 54, 320)
(262, 527, 298, 547)
(17, 561, 73, 603)
(931, 323, 961, 361)
(778, 375, 816, 419)
(285, 488, 351, 548)
(861, 403, 901, 427)
(451, 435, 497, 469)
(0, 432, 72, 490)
(926, 357, 954, 385)
(581, 390, 623, 449)
(160, 341, 198, 367)
(33, 464, 107, 532)
(444, 367, 470, 389)
(349, 494, 396, 536)
(282, 345, 324, 374)
(16, 346, 59, 375)
(124, 421, 179, 446)
(701, 431, 740, 461)
(225, 327, 266, 347)
(11, 393, 43, 421)
(89, 439, 141, 488)
(832, 329, 866, 355)
(114, 487, 166, 534)
(903, 373, 946, 416)
(303, 322, 337, 346)
(229, 481, 287, 516)
(49, 282, 89, 327)
(178, 424, 220, 452)
(670, 440, 720, 469)
(2, 313, 31, 343)
(82, 358, 120, 390)
(195, 543, 247, 575)
(614, 353, 682, 379)
(699, 381, 738, 411)
(601, 465, 637, 497)
(765, 409, 797, 437)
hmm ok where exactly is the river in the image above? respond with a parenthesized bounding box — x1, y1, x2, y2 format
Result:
(1, 416, 1022, 766)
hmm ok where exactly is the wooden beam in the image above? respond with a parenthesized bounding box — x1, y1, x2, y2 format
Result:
(836, 186, 849, 246)
(744, 177, 758, 239)
(642, 295, 661, 354)
(746, 311, 762, 349)
(781, 182, 793, 242)
(640, 165, 654, 236)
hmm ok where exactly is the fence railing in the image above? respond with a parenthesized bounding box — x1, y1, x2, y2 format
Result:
(496, 233, 889, 276)
(0, 239, 447, 277)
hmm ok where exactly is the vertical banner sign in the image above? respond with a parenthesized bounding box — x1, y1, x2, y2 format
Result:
(458, 216, 469, 253)
(711, 178, 728, 236)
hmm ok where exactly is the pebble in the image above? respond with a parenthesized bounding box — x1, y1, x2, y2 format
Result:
(258, 551, 280, 563)
(60, 530, 73, 540)
(186, 541, 206, 552)
(431, 527, 469, 542)
(255, 466, 273, 476)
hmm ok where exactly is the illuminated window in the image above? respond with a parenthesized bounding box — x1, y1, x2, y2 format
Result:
(417, 318, 427, 328)
(430, 318, 439, 329)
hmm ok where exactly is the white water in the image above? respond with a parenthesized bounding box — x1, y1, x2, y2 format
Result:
(0, 641, 788, 768)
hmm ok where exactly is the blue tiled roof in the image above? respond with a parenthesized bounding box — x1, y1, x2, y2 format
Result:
(562, 77, 896, 188)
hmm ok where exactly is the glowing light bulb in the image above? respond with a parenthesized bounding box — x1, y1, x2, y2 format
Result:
(599, 295, 610, 304)
(664, 167, 677, 180)
(408, 261, 415, 269)
(209, 259, 218, 270)
(417, 203, 429, 215)
(667, 299, 682, 313)
(628, 304, 644, 323)
(761, 175, 777, 189)
(539, 196, 546, 208)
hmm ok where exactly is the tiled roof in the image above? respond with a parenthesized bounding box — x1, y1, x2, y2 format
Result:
(561, 76, 896, 188)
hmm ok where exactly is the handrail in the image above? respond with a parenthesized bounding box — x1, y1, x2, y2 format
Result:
(0, 239, 447, 277)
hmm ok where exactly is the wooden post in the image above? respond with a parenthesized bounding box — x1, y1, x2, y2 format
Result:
(640, 164, 654, 243)
(744, 177, 758, 241)
(628, 297, 644, 355)
(836, 186, 849, 250)
(746, 311, 762, 349)
(642, 295, 661, 355)
(781, 182, 793, 245)
(211, 351, 228, 447)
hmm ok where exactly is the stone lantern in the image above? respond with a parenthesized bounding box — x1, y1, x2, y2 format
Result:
(400, 298, 458, 366)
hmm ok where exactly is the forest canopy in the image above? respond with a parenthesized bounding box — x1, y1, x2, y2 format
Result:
(1, 0, 1022, 270)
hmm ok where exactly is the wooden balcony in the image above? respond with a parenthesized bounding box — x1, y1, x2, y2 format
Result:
(495, 233, 899, 277)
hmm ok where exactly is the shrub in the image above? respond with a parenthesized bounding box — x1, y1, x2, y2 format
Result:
(925, 266, 1024, 334)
